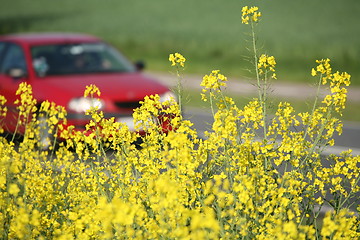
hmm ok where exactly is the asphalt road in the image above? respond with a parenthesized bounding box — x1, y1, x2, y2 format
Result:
(183, 107, 360, 156)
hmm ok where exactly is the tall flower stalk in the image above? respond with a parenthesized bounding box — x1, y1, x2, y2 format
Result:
(169, 52, 186, 113)
(242, 6, 277, 141)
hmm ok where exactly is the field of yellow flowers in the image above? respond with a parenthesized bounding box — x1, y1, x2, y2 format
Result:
(1, 5, 359, 240)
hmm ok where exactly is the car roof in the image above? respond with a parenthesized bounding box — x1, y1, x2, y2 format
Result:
(0, 32, 101, 45)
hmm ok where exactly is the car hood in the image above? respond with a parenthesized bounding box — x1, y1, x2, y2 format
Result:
(31, 72, 169, 106)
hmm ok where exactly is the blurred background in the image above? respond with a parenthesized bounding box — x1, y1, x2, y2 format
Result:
(1, 0, 360, 119)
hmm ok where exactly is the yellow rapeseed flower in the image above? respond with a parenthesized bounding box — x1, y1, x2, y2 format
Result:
(200, 70, 227, 96)
(312, 58, 351, 113)
(169, 52, 186, 68)
(8, 183, 20, 196)
(84, 84, 101, 97)
(0, 25, 357, 239)
(241, 6, 262, 24)
(258, 54, 277, 79)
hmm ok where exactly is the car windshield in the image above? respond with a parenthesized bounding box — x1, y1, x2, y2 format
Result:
(31, 43, 136, 76)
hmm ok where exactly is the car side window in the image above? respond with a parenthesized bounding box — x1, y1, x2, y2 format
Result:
(0, 43, 27, 75)
(0, 42, 6, 58)
(0, 42, 7, 69)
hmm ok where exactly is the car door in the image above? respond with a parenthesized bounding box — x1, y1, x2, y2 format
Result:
(0, 42, 29, 131)
(0, 42, 29, 101)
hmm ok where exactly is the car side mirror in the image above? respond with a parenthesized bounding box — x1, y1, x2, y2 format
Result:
(135, 60, 145, 71)
(8, 68, 27, 79)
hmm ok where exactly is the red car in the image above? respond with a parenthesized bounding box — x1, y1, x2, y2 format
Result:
(0, 33, 175, 143)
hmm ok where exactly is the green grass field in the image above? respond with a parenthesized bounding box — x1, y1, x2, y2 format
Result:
(1, 0, 359, 86)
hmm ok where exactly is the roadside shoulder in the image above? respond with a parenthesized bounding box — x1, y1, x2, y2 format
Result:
(148, 71, 360, 103)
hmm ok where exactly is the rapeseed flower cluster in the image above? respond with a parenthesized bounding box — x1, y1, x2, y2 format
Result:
(312, 58, 351, 113)
(1, 6, 359, 240)
(84, 84, 101, 98)
(258, 54, 277, 80)
(241, 6, 261, 24)
(200, 70, 227, 104)
(0, 95, 7, 134)
(0, 57, 359, 240)
(169, 53, 186, 68)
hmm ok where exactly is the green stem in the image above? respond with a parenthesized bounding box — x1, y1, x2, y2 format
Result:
(250, 21, 268, 145)
(176, 66, 183, 114)
(251, 20, 271, 171)
(11, 114, 21, 143)
(49, 124, 59, 160)
(209, 90, 215, 118)
(303, 74, 323, 143)
(300, 108, 332, 168)
(337, 174, 360, 211)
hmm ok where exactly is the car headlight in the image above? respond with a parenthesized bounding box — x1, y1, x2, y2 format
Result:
(159, 91, 177, 103)
(68, 97, 105, 113)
